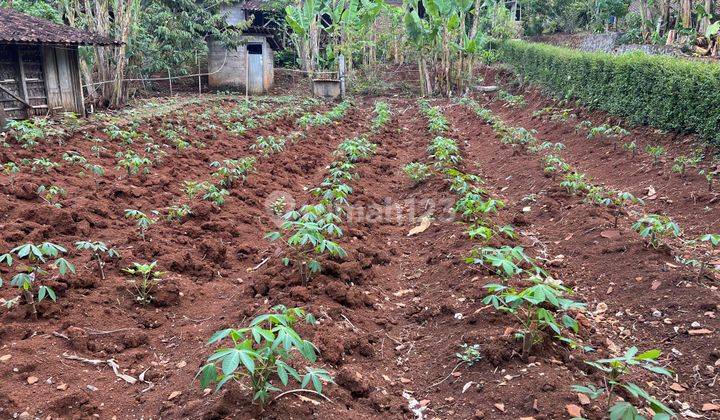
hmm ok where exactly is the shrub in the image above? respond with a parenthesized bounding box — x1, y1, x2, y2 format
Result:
(499, 40, 720, 143)
(198, 305, 332, 405)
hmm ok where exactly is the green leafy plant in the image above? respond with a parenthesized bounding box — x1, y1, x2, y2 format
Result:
(6, 118, 47, 149)
(604, 191, 644, 228)
(483, 276, 584, 360)
(335, 136, 377, 162)
(182, 180, 210, 199)
(466, 246, 534, 278)
(31, 158, 59, 173)
(0, 242, 75, 319)
(371, 101, 391, 131)
(645, 145, 666, 165)
(251, 136, 286, 157)
(573, 347, 674, 419)
(694, 233, 720, 281)
(37, 185, 67, 208)
(210, 157, 256, 188)
(62, 151, 87, 166)
(166, 204, 192, 222)
(560, 172, 590, 195)
(75, 241, 120, 280)
(632, 214, 681, 248)
(497, 90, 526, 108)
(418, 100, 449, 134)
(124, 209, 157, 240)
(265, 204, 347, 284)
(197, 305, 332, 405)
(428, 137, 461, 168)
(456, 343, 482, 366)
(623, 141, 638, 157)
(203, 185, 230, 206)
(116, 150, 153, 176)
(403, 162, 432, 184)
(123, 261, 163, 305)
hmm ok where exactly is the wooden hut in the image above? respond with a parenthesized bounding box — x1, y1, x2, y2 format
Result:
(208, 1, 279, 94)
(0, 7, 116, 122)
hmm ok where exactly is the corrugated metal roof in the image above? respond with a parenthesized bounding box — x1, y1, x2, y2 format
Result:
(0, 7, 118, 46)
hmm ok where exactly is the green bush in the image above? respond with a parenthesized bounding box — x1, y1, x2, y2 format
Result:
(499, 40, 720, 143)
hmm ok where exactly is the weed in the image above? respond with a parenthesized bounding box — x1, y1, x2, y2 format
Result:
(456, 344, 482, 366)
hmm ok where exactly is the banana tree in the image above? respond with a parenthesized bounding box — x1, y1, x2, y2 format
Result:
(285, 0, 324, 74)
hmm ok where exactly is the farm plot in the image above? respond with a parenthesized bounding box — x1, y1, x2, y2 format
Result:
(0, 92, 718, 419)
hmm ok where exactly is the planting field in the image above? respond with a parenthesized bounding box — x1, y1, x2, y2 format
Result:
(0, 80, 718, 419)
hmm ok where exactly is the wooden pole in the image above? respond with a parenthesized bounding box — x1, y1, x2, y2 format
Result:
(245, 47, 249, 101)
(168, 68, 173, 96)
(338, 54, 346, 99)
(196, 52, 201, 94)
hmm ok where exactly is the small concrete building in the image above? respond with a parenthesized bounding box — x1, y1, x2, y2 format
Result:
(0, 7, 116, 121)
(208, 1, 279, 94)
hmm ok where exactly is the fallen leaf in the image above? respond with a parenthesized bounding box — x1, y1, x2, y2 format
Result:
(577, 393, 591, 405)
(651, 280, 661, 290)
(688, 328, 713, 335)
(522, 206, 531, 213)
(493, 403, 505, 412)
(566, 404, 583, 417)
(462, 381, 475, 393)
(702, 403, 720, 412)
(0, 354, 11, 363)
(419, 399, 430, 407)
(595, 302, 608, 314)
(669, 383, 686, 392)
(600, 229, 620, 239)
(56, 383, 68, 391)
(399, 377, 411, 384)
(175, 361, 187, 369)
(26, 376, 38, 385)
(168, 391, 182, 400)
(408, 217, 432, 236)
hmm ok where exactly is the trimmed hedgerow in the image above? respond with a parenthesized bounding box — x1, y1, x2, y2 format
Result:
(498, 40, 720, 143)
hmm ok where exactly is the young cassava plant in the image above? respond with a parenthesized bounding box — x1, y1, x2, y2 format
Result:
(197, 305, 332, 405)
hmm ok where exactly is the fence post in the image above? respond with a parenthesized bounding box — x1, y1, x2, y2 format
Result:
(197, 53, 201, 94)
(168, 68, 173, 96)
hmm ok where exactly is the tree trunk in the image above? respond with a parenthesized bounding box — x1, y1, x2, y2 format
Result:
(681, 0, 693, 29)
(699, 0, 713, 33)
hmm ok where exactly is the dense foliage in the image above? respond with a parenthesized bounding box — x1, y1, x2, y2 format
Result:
(500, 40, 720, 143)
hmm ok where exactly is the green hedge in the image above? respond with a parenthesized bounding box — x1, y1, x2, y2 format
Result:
(498, 40, 720, 143)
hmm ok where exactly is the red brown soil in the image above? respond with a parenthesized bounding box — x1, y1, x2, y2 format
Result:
(0, 81, 718, 420)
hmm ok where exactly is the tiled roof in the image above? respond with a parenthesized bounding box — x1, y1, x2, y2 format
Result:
(0, 7, 118, 45)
